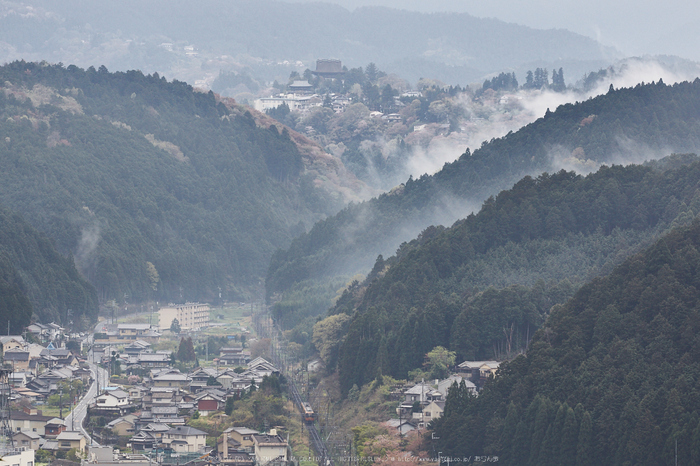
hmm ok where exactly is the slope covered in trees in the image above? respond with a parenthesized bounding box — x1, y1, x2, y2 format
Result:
(267, 80, 700, 329)
(0, 61, 351, 303)
(332, 158, 700, 395)
(0, 205, 97, 329)
(431, 219, 700, 464)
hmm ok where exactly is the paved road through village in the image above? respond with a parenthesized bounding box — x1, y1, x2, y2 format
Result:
(64, 337, 109, 446)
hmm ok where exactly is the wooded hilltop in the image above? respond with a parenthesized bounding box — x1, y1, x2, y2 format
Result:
(0, 61, 359, 309)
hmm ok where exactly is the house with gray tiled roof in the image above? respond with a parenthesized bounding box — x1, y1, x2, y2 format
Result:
(163, 425, 207, 453)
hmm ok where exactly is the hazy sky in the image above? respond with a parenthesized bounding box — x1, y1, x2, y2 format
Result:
(286, 0, 700, 61)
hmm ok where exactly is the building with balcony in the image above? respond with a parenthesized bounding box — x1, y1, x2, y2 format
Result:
(158, 303, 210, 332)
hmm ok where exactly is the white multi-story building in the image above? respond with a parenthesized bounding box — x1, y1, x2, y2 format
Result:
(253, 93, 323, 115)
(158, 303, 210, 331)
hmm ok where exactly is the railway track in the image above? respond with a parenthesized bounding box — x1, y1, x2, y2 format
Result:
(288, 375, 332, 465)
(259, 312, 335, 466)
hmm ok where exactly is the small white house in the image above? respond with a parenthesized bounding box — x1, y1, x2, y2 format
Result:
(95, 389, 130, 407)
(163, 426, 207, 453)
(253, 430, 289, 464)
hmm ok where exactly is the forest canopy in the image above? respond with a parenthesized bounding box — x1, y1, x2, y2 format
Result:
(0, 61, 341, 304)
(431, 219, 700, 465)
(267, 80, 700, 329)
(0, 205, 97, 328)
(333, 157, 700, 395)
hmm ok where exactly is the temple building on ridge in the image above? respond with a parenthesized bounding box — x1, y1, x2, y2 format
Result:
(311, 59, 345, 79)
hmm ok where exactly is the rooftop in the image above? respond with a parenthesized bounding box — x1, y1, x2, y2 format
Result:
(119, 324, 152, 330)
(225, 427, 258, 435)
(57, 431, 85, 441)
(458, 360, 500, 369)
(167, 426, 207, 436)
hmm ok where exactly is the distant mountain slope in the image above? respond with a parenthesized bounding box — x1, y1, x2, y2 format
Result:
(0, 0, 615, 84)
(0, 61, 358, 303)
(267, 80, 700, 319)
(431, 218, 700, 465)
(333, 159, 700, 394)
(0, 205, 97, 329)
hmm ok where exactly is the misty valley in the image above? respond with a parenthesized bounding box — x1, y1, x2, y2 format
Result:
(2, 1, 700, 465)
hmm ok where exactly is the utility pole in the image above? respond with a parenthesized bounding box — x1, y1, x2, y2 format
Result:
(70, 384, 74, 431)
(0, 369, 14, 449)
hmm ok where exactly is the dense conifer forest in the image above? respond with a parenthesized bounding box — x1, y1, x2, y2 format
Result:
(267, 80, 700, 339)
(331, 158, 700, 394)
(431, 219, 700, 464)
(0, 61, 344, 304)
(0, 205, 97, 329)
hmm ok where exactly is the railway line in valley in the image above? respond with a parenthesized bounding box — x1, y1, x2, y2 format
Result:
(254, 312, 334, 466)
(288, 375, 332, 466)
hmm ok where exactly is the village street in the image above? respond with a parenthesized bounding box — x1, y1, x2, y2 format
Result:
(64, 338, 109, 445)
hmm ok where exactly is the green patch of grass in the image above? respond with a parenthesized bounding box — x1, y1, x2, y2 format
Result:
(40, 406, 67, 418)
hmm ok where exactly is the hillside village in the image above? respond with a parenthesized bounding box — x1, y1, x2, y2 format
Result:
(247, 59, 562, 190)
(0, 300, 502, 466)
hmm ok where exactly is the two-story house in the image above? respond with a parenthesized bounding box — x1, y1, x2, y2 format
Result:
(162, 426, 207, 453)
(152, 372, 189, 389)
(223, 427, 258, 453)
(10, 410, 54, 436)
(252, 430, 289, 466)
(13, 431, 40, 450)
(56, 431, 87, 451)
(195, 390, 226, 415)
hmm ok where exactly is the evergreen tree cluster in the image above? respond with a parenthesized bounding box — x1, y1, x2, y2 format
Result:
(177, 337, 196, 362)
(334, 159, 700, 395)
(0, 204, 97, 328)
(432, 219, 700, 464)
(266, 102, 291, 123)
(267, 80, 700, 322)
(0, 61, 338, 303)
(551, 67, 566, 92)
(482, 72, 519, 92)
(521, 67, 566, 91)
(524, 68, 551, 90)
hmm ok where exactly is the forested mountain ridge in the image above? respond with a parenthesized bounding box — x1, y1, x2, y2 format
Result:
(431, 219, 700, 464)
(267, 80, 700, 329)
(0, 61, 358, 304)
(0, 205, 97, 330)
(332, 157, 700, 395)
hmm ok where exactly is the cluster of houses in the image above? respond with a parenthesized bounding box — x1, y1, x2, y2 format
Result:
(90, 354, 289, 466)
(253, 86, 416, 123)
(1, 331, 92, 398)
(3, 312, 293, 466)
(74, 424, 290, 466)
(252, 60, 421, 124)
(6, 344, 289, 466)
(3, 311, 506, 466)
(3, 329, 93, 462)
(390, 360, 501, 433)
(11, 408, 85, 454)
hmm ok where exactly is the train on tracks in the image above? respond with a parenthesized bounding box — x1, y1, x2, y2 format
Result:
(302, 402, 316, 423)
